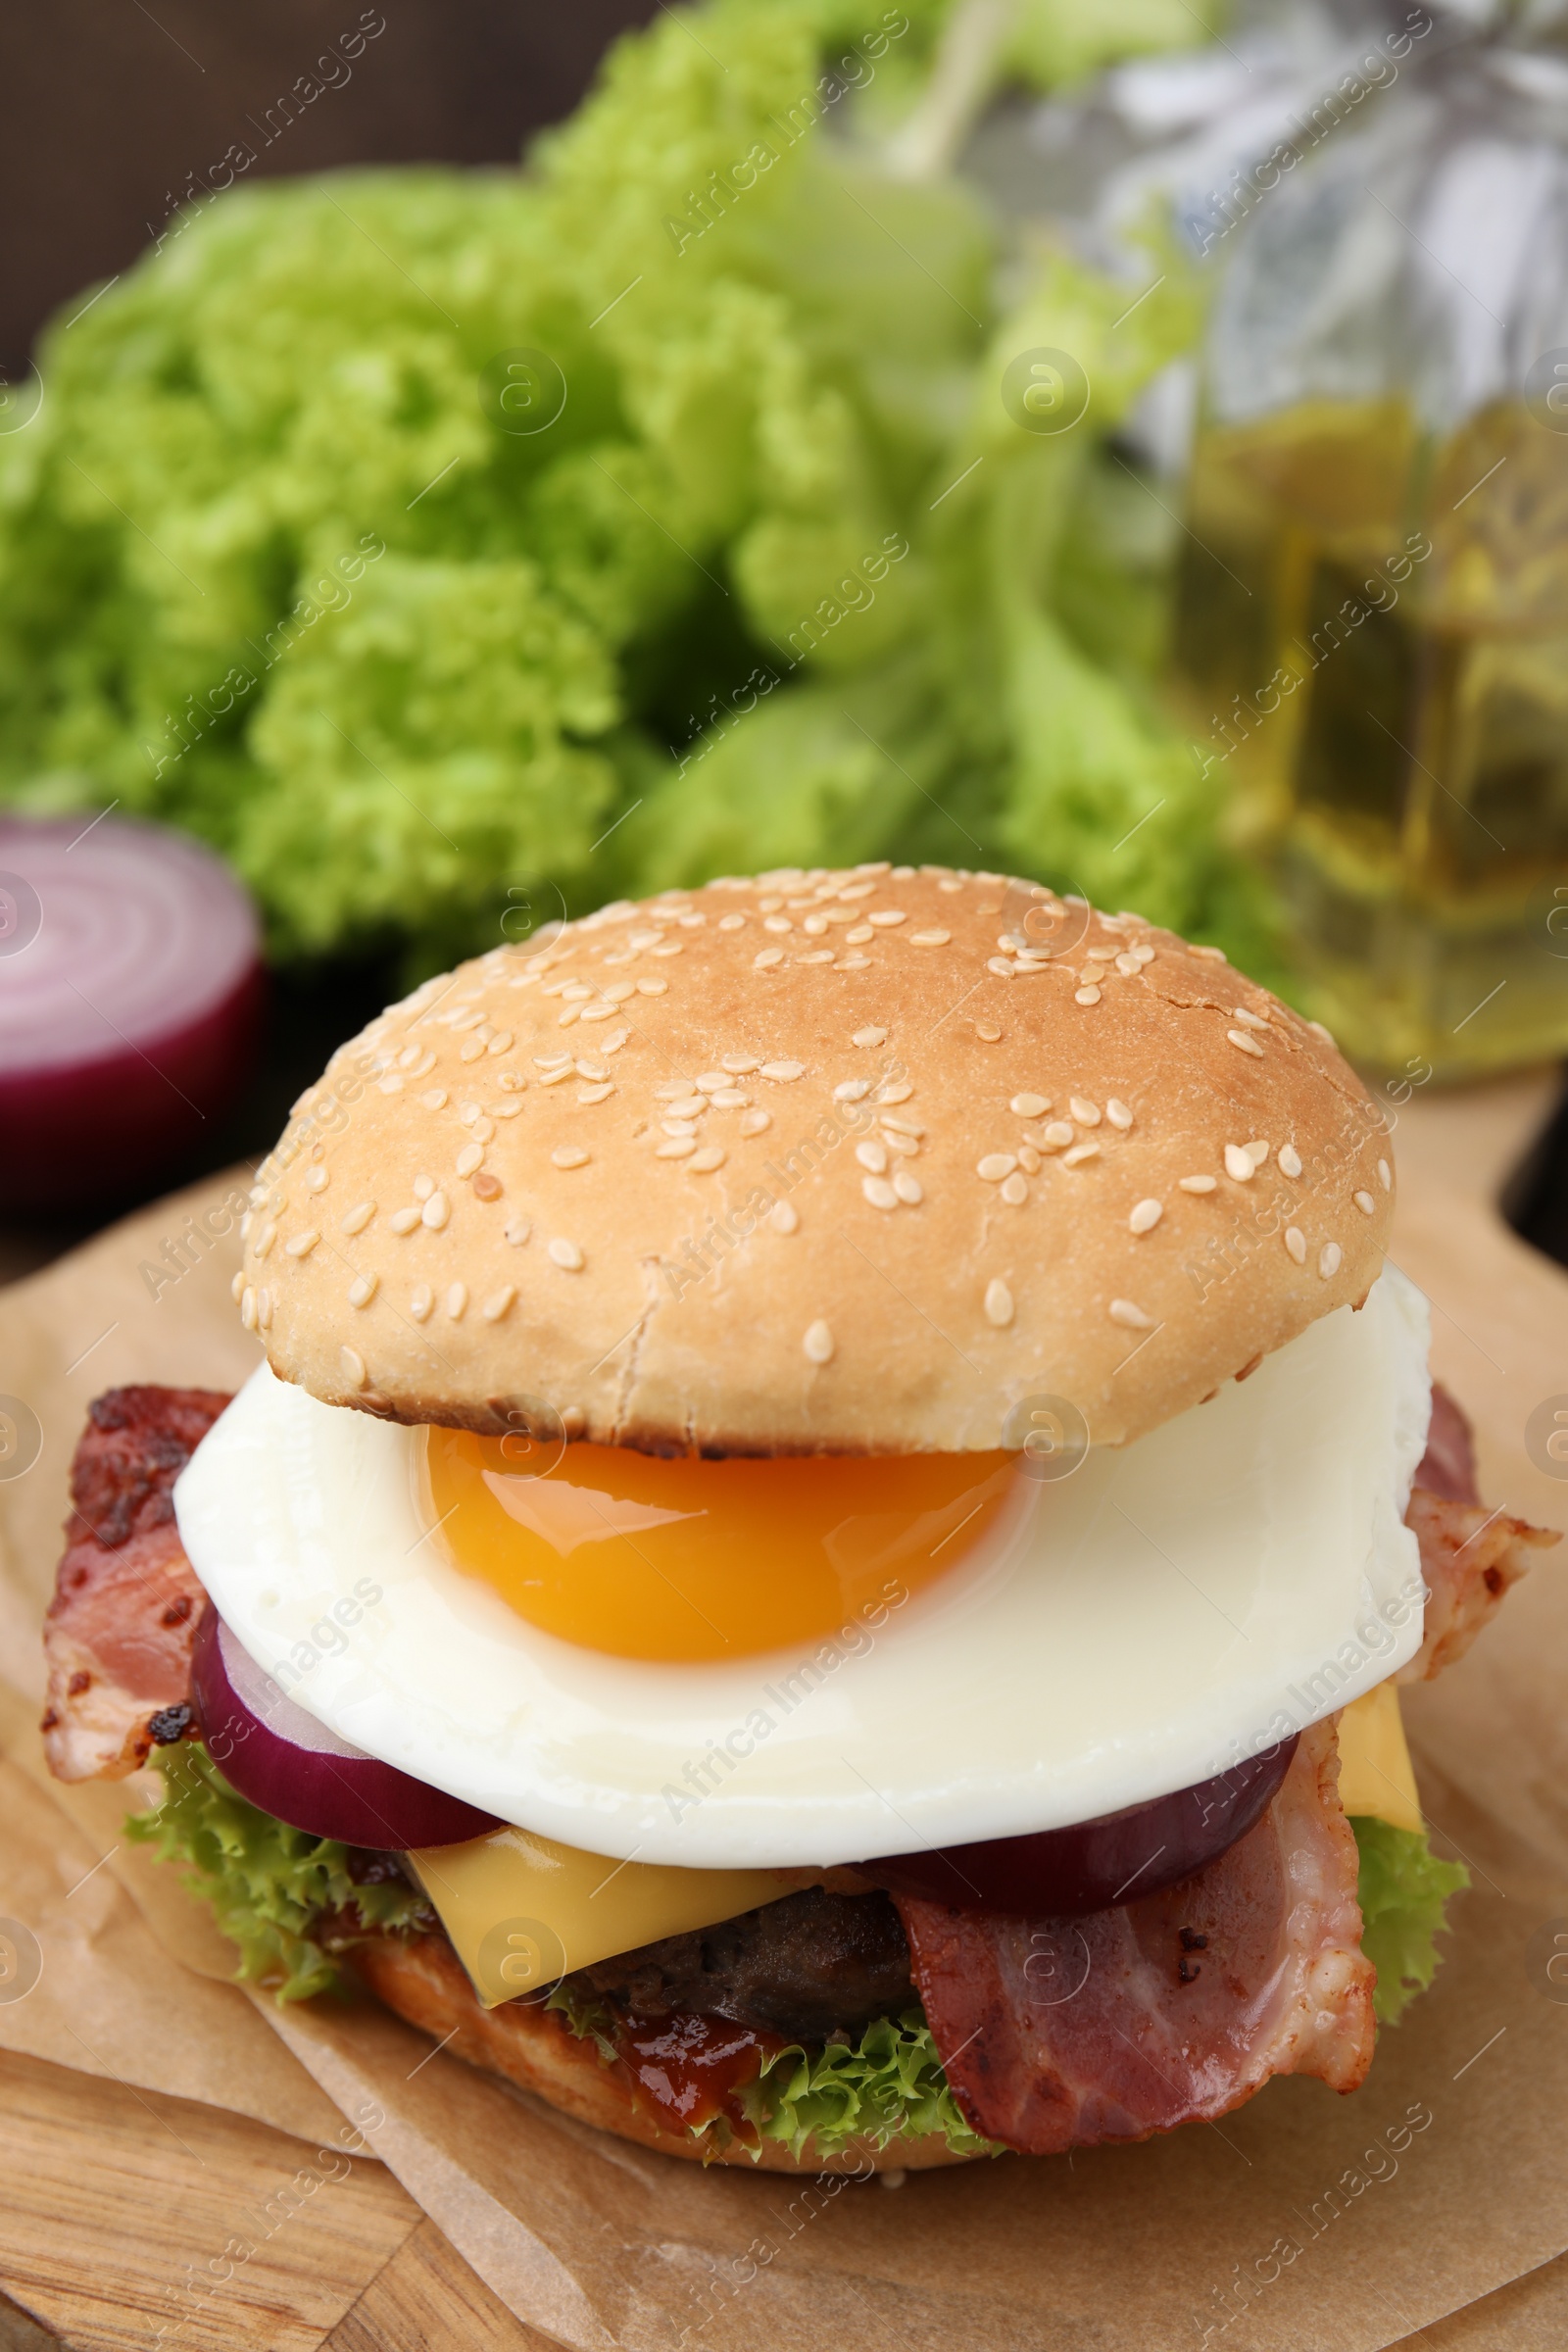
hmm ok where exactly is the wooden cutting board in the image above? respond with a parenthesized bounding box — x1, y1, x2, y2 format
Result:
(2, 1068, 1566, 2352)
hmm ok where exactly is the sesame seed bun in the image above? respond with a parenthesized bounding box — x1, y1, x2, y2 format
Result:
(240, 866, 1394, 1454)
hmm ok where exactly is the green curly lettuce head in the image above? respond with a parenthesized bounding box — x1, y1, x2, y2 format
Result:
(124, 1742, 429, 2003)
(0, 0, 1271, 977)
(1352, 1816, 1470, 2026)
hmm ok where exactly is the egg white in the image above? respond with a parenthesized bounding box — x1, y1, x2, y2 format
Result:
(174, 1268, 1432, 1869)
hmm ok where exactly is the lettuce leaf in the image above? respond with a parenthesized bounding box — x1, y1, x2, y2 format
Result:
(125, 1743, 430, 2003)
(1351, 1816, 1469, 2026)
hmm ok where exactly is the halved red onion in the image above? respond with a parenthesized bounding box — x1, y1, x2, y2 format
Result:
(0, 814, 265, 1208)
(191, 1607, 500, 1849)
(871, 1739, 1298, 1917)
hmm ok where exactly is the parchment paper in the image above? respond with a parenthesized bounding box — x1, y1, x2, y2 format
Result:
(2, 1167, 1567, 2352)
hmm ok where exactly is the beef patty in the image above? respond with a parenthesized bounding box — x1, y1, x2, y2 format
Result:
(574, 1886, 915, 2041)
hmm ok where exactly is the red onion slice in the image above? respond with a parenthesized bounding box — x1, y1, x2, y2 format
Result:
(870, 1740, 1298, 1917)
(191, 1607, 500, 1849)
(0, 814, 265, 1208)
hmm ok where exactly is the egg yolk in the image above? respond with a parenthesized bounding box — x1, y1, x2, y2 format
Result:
(424, 1432, 1018, 1662)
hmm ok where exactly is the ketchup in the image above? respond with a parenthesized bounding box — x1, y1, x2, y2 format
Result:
(615, 2011, 784, 2136)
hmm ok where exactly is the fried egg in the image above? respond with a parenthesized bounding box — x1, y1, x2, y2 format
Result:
(174, 1266, 1432, 1868)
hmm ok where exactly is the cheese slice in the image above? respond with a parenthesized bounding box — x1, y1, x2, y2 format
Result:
(408, 1825, 793, 2009)
(1337, 1681, 1423, 1834)
(415, 1683, 1424, 2012)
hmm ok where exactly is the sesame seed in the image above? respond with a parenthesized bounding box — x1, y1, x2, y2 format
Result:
(577, 1082, 614, 1105)
(414, 1176, 434, 1200)
(755, 949, 785, 969)
(253, 1223, 276, 1258)
(1069, 1099, 1102, 1127)
(389, 1205, 422, 1235)
(1319, 1242, 1343, 1279)
(1232, 1005, 1270, 1030)
(1132, 944, 1155, 965)
(854, 1026, 887, 1048)
(1307, 1019, 1336, 1045)
(804, 1319, 835, 1364)
(1224, 1145, 1254, 1182)
(984, 1279, 1014, 1328)
(1179, 1175, 1217, 1194)
(893, 1170, 922, 1204)
(306, 1167, 329, 1194)
(710, 1088, 749, 1108)
(240, 1286, 258, 1331)
(862, 1175, 899, 1209)
(989, 958, 1015, 979)
(691, 1147, 726, 1172)
(740, 1109, 771, 1136)
(1227, 1029, 1265, 1057)
(978, 1153, 1018, 1181)
(420, 1088, 448, 1110)
(1115, 954, 1140, 977)
(505, 1217, 531, 1246)
(472, 1117, 496, 1144)
(1001, 1172, 1028, 1205)
(550, 1239, 584, 1270)
(1191, 945, 1228, 963)
(718, 911, 748, 931)
(722, 1055, 760, 1074)
(1378, 1158, 1392, 1191)
(910, 928, 951, 946)
(473, 1171, 503, 1201)
(348, 1273, 378, 1308)
(1010, 1093, 1049, 1119)
(637, 978, 667, 996)
(482, 1285, 516, 1323)
(657, 1138, 698, 1158)
(761, 1061, 805, 1081)
(695, 1073, 728, 1093)
(379, 1071, 408, 1089)
(846, 926, 874, 946)
(1062, 1143, 1101, 1167)
(1279, 1144, 1303, 1178)
(939, 877, 963, 893)
(446, 1282, 468, 1319)
(763, 914, 793, 934)
(769, 1200, 799, 1234)
(422, 1191, 451, 1229)
(601, 982, 635, 1003)
(975, 1023, 1003, 1043)
(284, 1229, 320, 1258)
(230, 1270, 246, 1302)
(410, 1284, 433, 1321)
(1245, 1139, 1270, 1168)
(551, 1146, 589, 1170)
(578, 1002, 619, 1024)
(836, 1080, 871, 1102)
(1354, 1190, 1376, 1216)
(1129, 1199, 1163, 1234)
(1285, 1227, 1307, 1264)
(857, 1140, 888, 1173)
(1041, 1122, 1074, 1150)
(340, 1346, 368, 1388)
(456, 1143, 484, 1177)
(1075, 986, 1102, 1006)
(1105, 1100, 1134, 1131)
(867, 909, 906, 928)
(1108, 1298, 1153, 1329)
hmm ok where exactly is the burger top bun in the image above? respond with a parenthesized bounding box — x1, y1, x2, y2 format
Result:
(241, 866, 1394, 1454)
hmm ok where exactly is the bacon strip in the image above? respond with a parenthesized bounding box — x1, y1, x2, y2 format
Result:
(1402, 1383, 1557, 1684)
(894, 1720, 1373, 2155)
(40, 1387, 229, 1781)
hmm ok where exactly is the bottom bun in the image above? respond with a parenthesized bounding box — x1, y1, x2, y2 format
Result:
(355, 1931, 975, 2175)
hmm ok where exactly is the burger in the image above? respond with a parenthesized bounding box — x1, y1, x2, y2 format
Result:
(40, 866, 1555, 2172)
